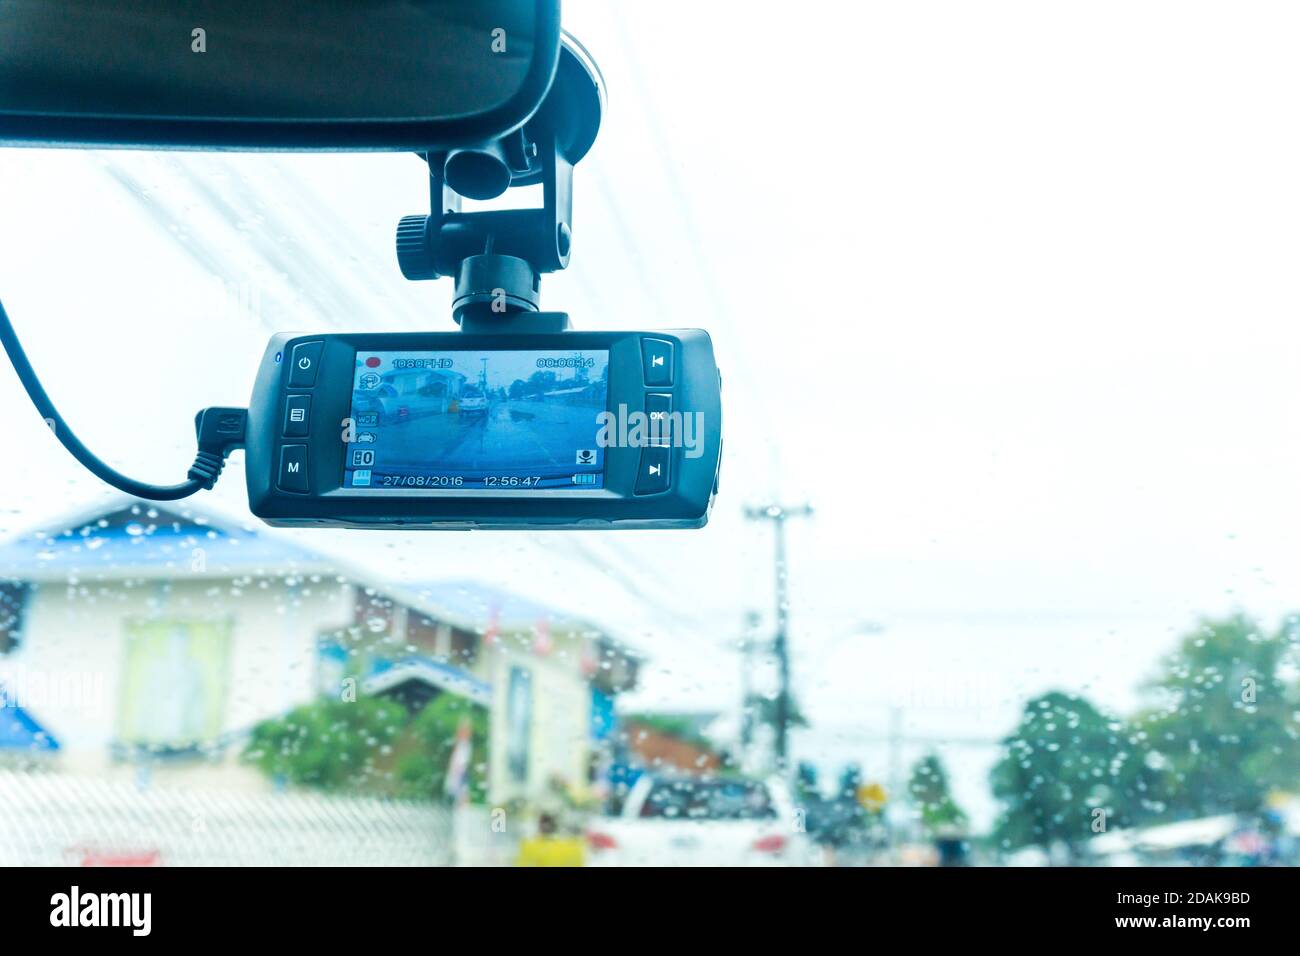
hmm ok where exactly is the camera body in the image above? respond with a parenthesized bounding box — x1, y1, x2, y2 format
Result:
(236, 40, 725, 531)
(245, 329, 722, 529)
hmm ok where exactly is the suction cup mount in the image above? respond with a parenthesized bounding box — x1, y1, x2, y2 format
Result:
(396, 33, 604, 332)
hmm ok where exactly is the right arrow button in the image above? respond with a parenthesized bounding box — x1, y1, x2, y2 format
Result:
(635, 445, 672, 495)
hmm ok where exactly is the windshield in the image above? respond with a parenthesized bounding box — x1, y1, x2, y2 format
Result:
(0, 1, 1297, 870)
(639, 779, 776, 822)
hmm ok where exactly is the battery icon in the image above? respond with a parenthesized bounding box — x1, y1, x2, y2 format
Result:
(571, 473, 597, 485)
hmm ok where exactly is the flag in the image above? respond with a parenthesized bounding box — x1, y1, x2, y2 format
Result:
(482, 605, 500, 648)
(444, 717, 473, 803)
(532, 618, 553, 656)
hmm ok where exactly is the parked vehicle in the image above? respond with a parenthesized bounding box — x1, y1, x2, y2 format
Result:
(458, 386, 488, 418)
(586, 774, 812, 867)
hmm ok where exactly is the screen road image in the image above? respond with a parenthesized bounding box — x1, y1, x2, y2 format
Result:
(346, 350, 610, 488)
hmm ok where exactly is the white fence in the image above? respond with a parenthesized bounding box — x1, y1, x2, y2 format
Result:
(0, 770, 453, 866)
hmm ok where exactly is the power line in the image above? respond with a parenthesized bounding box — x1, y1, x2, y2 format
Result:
(605, 5, 784, 498)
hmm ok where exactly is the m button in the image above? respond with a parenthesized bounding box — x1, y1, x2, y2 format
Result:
(634, 446, 671, 495)
(278, 445, 309, 493)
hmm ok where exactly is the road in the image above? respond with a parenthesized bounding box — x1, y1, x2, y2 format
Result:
(376, 399, 602, 473)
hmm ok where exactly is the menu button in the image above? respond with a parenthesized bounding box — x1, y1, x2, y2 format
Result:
(283, 394, 311, 437)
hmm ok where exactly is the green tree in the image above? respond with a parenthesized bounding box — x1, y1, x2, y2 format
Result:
(795, 760, 820, 804)
(1136, 612, 1300, 818)
(908, 753, 968, 834)
(990, 691, 1160, 859)
(525, 369, 557, 396)
(243, 692, 491, 804)
(838, 762, 863, 801)
(243, 696, 408, 793)
(395, 694, 489, 803)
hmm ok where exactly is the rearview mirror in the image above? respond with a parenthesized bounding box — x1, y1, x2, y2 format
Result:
(0, 0, 561, 150)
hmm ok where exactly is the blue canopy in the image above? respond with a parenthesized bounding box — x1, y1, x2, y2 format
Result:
(0, 692, 59, 751)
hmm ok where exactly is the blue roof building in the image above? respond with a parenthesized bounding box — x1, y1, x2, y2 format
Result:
(0, 496, 639, 802)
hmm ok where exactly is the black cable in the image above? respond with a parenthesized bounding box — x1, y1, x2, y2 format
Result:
(0, 297, 241, 501)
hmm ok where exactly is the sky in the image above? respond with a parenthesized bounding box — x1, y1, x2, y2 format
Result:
(2, 1, 1300, 826)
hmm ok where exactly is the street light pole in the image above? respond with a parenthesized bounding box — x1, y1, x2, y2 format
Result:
(744, 503, 812, 771)
(739, 610, 759, 756)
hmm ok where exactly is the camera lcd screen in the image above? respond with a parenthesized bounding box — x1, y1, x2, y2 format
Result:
(343, 349, 610, 490)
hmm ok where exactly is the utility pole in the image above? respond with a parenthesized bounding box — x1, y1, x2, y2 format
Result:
(887, 705, 903, 835)
(744, 502, 812, 771)
(738, 610, 761, 764)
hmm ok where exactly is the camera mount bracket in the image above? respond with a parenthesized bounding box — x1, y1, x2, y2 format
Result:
(395, 35, 602, 333)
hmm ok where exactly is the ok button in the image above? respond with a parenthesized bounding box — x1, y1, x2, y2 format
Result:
(288, 341, 323, 387)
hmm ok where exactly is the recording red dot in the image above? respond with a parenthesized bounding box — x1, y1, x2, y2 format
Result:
(365, 357, 381, 368)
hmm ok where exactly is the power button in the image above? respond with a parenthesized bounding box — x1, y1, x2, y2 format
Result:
(288, 341, 323, 388)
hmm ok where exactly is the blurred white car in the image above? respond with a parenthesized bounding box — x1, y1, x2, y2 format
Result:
(585, 774, 812, 867)
(457, 388, 488, 418)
